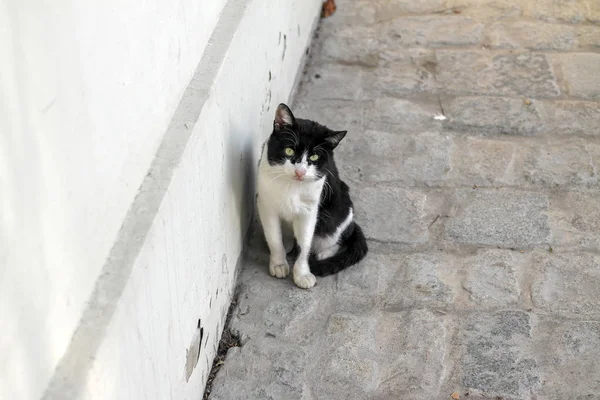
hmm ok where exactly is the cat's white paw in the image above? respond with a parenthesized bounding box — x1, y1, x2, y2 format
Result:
(270, 263, 290, 278)
(294, 272, 316, 289)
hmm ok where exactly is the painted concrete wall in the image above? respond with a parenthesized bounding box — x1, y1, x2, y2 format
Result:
(1, 0, 229, 397)
(1, 0, 321, 399)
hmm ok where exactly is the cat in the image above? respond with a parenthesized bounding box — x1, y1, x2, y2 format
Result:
(256, 103, 368, 289)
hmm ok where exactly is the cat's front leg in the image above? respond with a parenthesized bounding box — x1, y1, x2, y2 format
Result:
(258, 199, 289, 278)
(292, 211, 318, 289)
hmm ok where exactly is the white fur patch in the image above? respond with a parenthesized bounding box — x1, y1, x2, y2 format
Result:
(257, 146, 324, 221)
(313, 208, 353, 260)
(257, 143, 324, 289)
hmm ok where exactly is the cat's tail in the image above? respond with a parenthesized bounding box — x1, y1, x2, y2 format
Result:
(310, 222, 368, 277)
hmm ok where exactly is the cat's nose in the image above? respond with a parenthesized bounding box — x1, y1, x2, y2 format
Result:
(295, 167, 306, 178)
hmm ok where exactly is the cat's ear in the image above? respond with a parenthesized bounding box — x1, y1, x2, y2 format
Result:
(274, 103, 296, 131)
(325, 130, 347, 149)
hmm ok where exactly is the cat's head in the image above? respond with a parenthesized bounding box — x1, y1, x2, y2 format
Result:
(265, 103, 347, 182)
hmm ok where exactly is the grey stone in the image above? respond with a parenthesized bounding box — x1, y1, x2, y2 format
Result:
(364, 97, 444, 132)
(523, 139, 599, 186)
(353, 186, 429, 245)
(374, 0, 446, 17)
(487, 20, 578, 50)
(577, 25, 600, 49)
(382, 16, 484, 47)
(533, 318, 600, 399)
(325, 313, 377, 350)
(445, 96, 547, 135)
(297, 63, 367, 101)
(293, 99, 367, 133)
(308, 349, 378, 400)
(446, 190, 551, 247)
(544, 100, 600, 136)
(451, 136, 519, 186)
(523, 0, 600, 24)
(461, 311, 540, 397)
(558, 53, 600, 99)
(370, 49, 438, 96)
(384, 253, 454, 309)
(340, 130, 452, 185)
(319, 26, 381, 67)
(531, 252, 600, 318)
(229, 259, 336, 344)
(209, 340, 308, 400)
(447, 0, 523, 22)
(550, 190, 600, 249)
(436, 51, 561, 98)
(334, 255, 390, 311)
(375, 310, 447, 399)
(463, 250, 520, 307)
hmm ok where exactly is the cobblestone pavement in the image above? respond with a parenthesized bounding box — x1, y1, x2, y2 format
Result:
(210, 1, 600, 399)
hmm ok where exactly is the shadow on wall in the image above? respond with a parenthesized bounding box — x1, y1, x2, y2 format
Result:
(226, 114, 257, 260)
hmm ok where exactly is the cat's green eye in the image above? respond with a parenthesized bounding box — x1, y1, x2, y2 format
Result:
(309, 154, 319, 161)
(285, 147, 295, 156)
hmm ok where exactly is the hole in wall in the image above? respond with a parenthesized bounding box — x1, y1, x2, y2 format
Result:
(184, 318, 204, 382)
(282, 34, 287, 61)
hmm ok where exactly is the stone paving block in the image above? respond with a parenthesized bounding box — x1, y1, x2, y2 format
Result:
(374, 0, 446, 18)
(436, 51, 561, 98)
(445, 96, 547, 135)
(382, 16, 484, 47)
(325, 313, 377, 349)
(229, 259, 337, 343)
(334, 255, 391, 311)
(451, 136, 520, 186)
(534, 318, 600, 399)
(447, 0, 523, 22)
(523, 139, 599, 187)
(460, 311, 540, 398)
(374, 310, 447, 399)
(531, 252, 600, 318)
(557, 53, 600, 100)
(297, 63, 367, 101)
(319, 26, 381, 67)
(370, 49, 438, 96)
(523, 0, 600, 24)
(577, 25, 600, 49)
(383, 253, 454, 309)
(487, 20, 578, 50)
(462, 250, 520, 308)
(544, 100, 600, 136)
(364, 97, 444, 132)
(209, 339, 309, 400)
(293, 99, 367, 133)
(341, 130, 452, 185)
(308, 349, 378, 400)
(446, 190, 551, 247)
(353, 186, 430, 244)
(550, 190, 600, 249)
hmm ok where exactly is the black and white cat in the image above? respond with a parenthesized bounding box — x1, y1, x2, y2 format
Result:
(257, 103, 368, 289)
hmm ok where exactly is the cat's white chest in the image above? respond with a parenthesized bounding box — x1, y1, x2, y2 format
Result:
(258, 175, 323, 222)
(279, 186, 320, 221)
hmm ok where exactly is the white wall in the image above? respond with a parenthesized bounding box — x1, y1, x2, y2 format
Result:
(1, 0, 321, 399)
